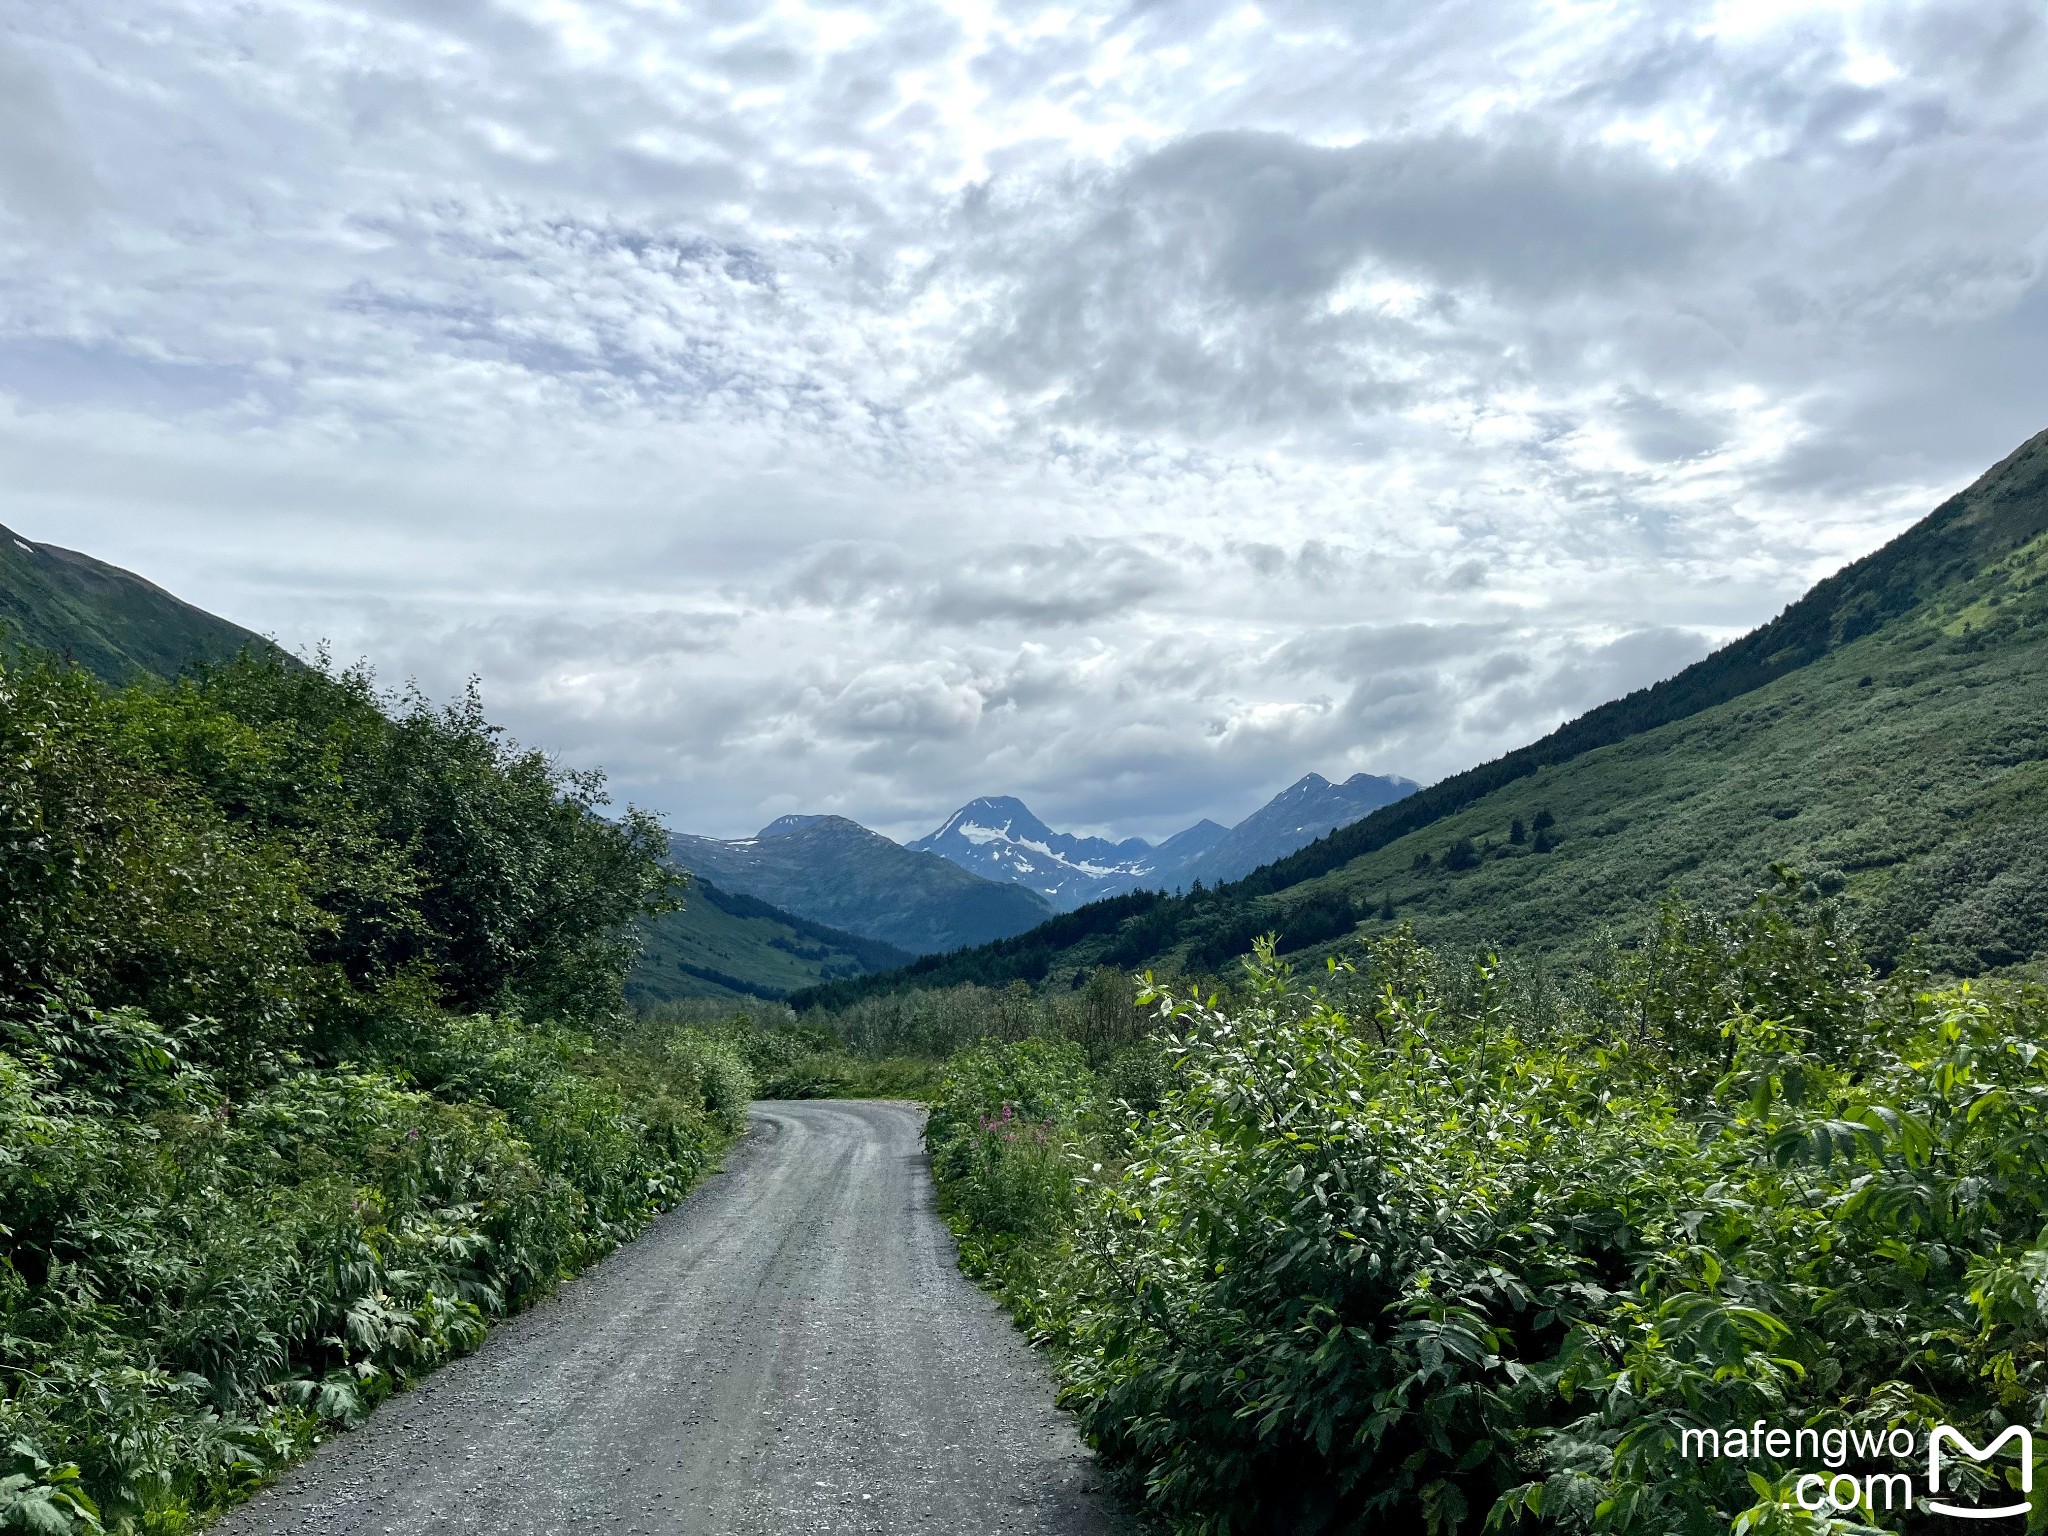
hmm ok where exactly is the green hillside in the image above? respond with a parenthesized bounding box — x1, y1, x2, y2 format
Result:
(797, 426, 2048, 1004)
(0, 521, 278, 683)
(628, 878, 915, 1004)
(670, 815, 1054, 955)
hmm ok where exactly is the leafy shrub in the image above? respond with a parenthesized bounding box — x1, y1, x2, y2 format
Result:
(809, 969, 1155, 1065)
(663, 1032, 757, 1130)
(1858, 829, 2048, 976)
(0, 649, 732, 1532)
(930, 885, 2048, 1536)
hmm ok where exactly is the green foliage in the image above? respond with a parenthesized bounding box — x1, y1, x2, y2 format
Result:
(929, 886, 2048, 1536)
(928, 1039, 1098, 1265)
(0, 651, 677, 1059)
(0, 649, 731, 1531)
(628, 999, 949, 1101)
(811, 967, 1157, 1064)
(662, 965, 1166, 1106)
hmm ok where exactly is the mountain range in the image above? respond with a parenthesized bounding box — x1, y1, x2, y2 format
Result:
(30, 419, 2042, 1017)
(663, 770, 1421, 966)
(904, 772, 1416, 909)
(666, 816, 1056, 956)
(794, 424, 2048, 1006)
(907, 797, 1173, 909)
(1175, 771, 1419, 888)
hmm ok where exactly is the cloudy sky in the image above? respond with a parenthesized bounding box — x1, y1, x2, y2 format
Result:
(2, 0, 2044, 841)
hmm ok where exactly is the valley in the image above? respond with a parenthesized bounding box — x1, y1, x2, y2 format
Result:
(666, 814, 1056, 955)
(800, 425, 2048, 1004)
(902, 772, 1417, 907)
(656, 772, 1423, 996)
(6, 428, 2048, 1536)
(628, 878, 915, 1004)
(13, 10, 2048, 1533)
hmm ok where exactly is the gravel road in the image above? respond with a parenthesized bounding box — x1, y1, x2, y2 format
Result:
(215, 1100, 1131, 1536)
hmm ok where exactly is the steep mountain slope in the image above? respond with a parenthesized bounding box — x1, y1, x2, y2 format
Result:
(1151, 817, 1230, 872)
(627, 879, 914, 1004)
(668, 816, 1053, 955)
(1177, 771, 1419, 886)
(0, 522, 278, 682)
(794, 426, 2048, 1004)
(908, 796, 1161, 909)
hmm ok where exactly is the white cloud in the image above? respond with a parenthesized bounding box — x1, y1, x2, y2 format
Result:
(1, 0, 2043, 841)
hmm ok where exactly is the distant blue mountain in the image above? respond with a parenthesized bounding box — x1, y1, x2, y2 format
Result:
(1150, 817, 1230, 872)
(1178, 772, 1419, 887)
(668, 815, 1052, 955)
(907, 773, 1419, 910)
(909, 797, 1161, 910)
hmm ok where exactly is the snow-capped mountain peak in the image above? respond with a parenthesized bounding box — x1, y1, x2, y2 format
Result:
(908, 796, 1161, 909)
(907, 773, 1420, 911)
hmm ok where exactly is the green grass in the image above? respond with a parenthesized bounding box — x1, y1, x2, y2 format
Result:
(0, 523, 280, 684)
(1222, 540, 2048, 973)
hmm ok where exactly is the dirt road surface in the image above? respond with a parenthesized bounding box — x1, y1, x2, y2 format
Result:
(215, 1100, 1131, 1536)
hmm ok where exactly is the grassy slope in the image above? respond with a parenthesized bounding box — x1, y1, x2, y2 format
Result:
(628, 878, 917, 1004)
(795, 426, 2048, 1004)
(672, 817, 1055, 955)
(1262, 563, 2047, 970)
(0, 523, 278, 683)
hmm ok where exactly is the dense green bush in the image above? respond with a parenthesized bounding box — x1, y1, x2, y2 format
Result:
(810, 966, 1158, 1064)
(927, 1039, 1098, 1264)
(629, 1000, 933, 1099)
(0, 650, 732, 1532)
(930, 881, 2048, 1535)
(621, 968, 1159, 1105)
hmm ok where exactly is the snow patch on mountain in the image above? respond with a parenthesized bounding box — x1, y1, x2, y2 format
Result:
(907, 796, 1166, 909)
(909, 776, 1419, 911)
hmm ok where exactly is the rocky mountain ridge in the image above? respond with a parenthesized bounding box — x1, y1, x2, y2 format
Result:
(902, 773, 1419, 909)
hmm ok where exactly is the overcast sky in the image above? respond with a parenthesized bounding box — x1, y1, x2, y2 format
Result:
(2, 0, 2044, 841)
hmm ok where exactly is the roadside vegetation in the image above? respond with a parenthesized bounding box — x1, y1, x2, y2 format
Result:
(0, 651, 745, 1533)
(629, 999, 946, 1100)
(12, 629, 2044, 1536)
(918, 876, 2048, 1535)
(645, 964, 1166, 1104)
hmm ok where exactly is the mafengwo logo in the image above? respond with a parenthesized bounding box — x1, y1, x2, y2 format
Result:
(1679, 1420, 2033, 1519)
(1928, 1427, 2032, 1521)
